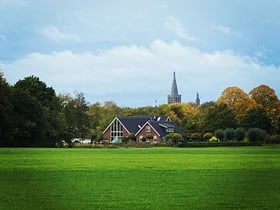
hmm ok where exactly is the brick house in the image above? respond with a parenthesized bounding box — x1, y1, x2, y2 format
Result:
(103, 115, 184, 142)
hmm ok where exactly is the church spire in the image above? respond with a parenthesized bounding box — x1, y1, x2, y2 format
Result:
(168, 71, 181, 104)
(195, 92, 200, 105)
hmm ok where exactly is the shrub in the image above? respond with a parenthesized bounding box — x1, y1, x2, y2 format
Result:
(214, 129, 224, 141)
(165, 133, 183, 145)
(127, 133, 136, 141)
(247, 128, 267, 142)
(268, 135, 280, 144)
(190, 133, 201, 141)
(209, 136, 218, 142)
(145, 134, 154, 141)
(224, 128, 235, 141)
(121, 136, 129, 143)
(235, 127, 246, 141)
(203, 132, 213, 140)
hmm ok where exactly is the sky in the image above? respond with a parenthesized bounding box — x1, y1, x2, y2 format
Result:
(1, 0, 280, 107)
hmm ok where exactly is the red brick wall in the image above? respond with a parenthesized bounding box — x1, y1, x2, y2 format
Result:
(136, 125, 160, 142)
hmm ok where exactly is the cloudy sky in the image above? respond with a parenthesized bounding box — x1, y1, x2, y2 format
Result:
(1, 0, 280, 107)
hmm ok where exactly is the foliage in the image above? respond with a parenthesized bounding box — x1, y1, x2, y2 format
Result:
(224, 128, 235, 141)
(240, 107, 272, 133)
(190, 133, 201, 141)
(247, 128, 267, 142)
(203, 132, 213, 140)
(214, 129, 224, 141)
(1, 70, 280, 147)
(0, 72, 14, 146)
(203, 103, 237, 132)
(209, 136, 218, 142)
(234, 127, 246, 141)
(217, 86, 256, 119)
(145, 134, 154, 140)
(127, 133, 136, 141)
(268, 135, 280, 144)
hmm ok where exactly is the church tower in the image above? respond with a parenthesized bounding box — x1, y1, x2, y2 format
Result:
(168, 72, 181, 104)
(195, 92, 200, 105)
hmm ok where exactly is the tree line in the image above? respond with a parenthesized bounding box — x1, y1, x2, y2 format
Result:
(1, 72, 280, 147)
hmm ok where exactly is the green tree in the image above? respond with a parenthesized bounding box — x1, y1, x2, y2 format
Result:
(11, 87, 47, 146)
(214, 129, 224, 141)
(234, 128, 246, 141)
(14, 76, 64, 146)
(60, 92, 90, 142)
(0, 72, 15, 146)
(203, 103, 237, 132)
(240, 107, 272, 133)
(247, 128, 267, 142)
(224, 128, 235, 141)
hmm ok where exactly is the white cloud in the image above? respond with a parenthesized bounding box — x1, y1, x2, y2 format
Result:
(209, 24, 241, 37)
(164, 16, 197, 41)
(39, 25, 80, 43)
(1, 39, 279, 107)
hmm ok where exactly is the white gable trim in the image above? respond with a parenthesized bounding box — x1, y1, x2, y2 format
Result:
(135, 122, 161, 137)
(102, 117, 130, 134)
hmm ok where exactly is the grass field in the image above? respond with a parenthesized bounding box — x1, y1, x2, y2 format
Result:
(0, 146, 280, 209)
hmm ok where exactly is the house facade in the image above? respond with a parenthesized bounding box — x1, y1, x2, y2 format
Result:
(103, 115, 184, 142)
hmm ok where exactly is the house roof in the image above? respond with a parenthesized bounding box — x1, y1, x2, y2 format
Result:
(103, 115, 179, 136)
(118, 116, 151, 134)
(136, 121, 185, 137)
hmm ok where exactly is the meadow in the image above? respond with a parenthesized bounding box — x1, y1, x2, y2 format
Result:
(0, 146, 280, 209)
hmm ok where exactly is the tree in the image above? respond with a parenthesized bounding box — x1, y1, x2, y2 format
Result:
(247, 128, 267, 142)
(234, 128, 246, 141)
(217, 86, 255, 119)
(0, 72, 14, 146)
(214, 129, 224, 141)
(60, 92, 90, 142)
(224, 128, 235, 141)
(240, 107, 272, 133)
(203, 103, 237, 132)
(14, 76, 64, 146)
(11, 87, 47, 146)
(249, 85, 280, 133)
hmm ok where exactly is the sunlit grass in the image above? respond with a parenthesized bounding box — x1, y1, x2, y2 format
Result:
(0, 147, 280, 209)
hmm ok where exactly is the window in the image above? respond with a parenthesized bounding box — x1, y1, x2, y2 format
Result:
(110, 120, 123, 141)
(166, 128, 174, 133)
(145, 125, 151, 133)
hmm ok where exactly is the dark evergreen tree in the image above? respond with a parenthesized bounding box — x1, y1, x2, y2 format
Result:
(203, 103, 237, 132)
(240, 107, 272, 133)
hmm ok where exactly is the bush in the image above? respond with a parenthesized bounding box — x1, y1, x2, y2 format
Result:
(203, 132, 213, 140)
(127, 133, 136, 141)
(247, 128, 267, 142)
(145, 134, 154, 141)
(268, 135, 280, 144)
(209, 136, 218, 142)
(214, 129, 224, 141)
(235, 127, 246, 141)
(224, 128, 235, 141)
(190, 133, 201, 141)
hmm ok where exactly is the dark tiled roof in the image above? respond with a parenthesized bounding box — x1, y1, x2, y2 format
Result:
(149, 121, 184, 137)
(118, 116, 151, 134)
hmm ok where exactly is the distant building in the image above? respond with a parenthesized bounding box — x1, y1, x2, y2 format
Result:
(195, 92, 200, 105)
(103, 115, 184, 142)
(168, 72, 181, 103)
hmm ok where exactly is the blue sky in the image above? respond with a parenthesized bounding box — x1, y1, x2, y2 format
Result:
(1, 0, 280, 107)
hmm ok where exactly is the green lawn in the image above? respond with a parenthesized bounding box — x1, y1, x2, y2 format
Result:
(0, 146, 280, 209)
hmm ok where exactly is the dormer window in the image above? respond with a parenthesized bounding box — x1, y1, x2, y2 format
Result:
(166, 128, 174, 133)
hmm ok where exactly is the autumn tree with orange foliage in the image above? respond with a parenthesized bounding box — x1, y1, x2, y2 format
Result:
(217, 86, 256, 120)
